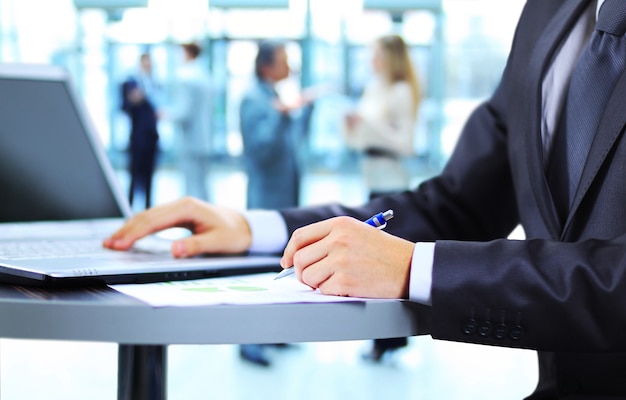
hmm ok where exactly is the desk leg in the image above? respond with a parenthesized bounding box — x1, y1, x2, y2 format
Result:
(117, 344, 167, 400)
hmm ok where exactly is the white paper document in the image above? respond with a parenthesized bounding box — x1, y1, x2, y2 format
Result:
(109, 272, 388, 307)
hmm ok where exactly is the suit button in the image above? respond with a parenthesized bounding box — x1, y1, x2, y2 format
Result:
(478, 321, 493, 337)
(462, 318, 477, 335)
(509, 325, 525, 340)
(493, 323, 508, 339)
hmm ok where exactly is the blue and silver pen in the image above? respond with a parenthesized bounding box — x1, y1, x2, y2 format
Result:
(273, 209, 394, 280)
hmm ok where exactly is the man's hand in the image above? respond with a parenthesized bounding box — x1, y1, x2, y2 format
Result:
(344, 113, 361, 131)
(128, 87, 145, 104)
(103, 197, 252, 257)
(281, 216, 414, 299)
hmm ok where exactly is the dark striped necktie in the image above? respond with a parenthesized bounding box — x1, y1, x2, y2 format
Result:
(548, 0, 626, 223)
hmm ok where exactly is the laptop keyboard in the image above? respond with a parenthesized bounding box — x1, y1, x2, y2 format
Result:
(0, 238, 171, 260)
(0, 239, 113, 260)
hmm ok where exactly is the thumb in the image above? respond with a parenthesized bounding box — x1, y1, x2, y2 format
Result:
(171, 229, 249, 258)
(171, 235, 214, 258)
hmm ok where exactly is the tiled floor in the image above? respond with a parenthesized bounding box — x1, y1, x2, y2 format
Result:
(0, 166, 538, 399)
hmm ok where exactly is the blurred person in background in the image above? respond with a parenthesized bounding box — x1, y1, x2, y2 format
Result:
(238, 40, 315, 366)
(121, 52, 161, 210)
(343, 34, 421, 363)
(166, 42, 212, 201)
(240, 40, 314, 210)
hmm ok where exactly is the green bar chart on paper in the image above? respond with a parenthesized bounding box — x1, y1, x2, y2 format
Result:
(180, 281, 269, 293)
(110, 272, 376, 307)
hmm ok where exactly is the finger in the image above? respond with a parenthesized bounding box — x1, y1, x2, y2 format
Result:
(311, 257, 368, 298)
(281, 219, 335, 268)
(171, 228, 247, 257)
(104, 198, 201, 250)
(299, 254, 333, 290)
(317, 275, 355, 298)
(104, 207, 175, 250)
(291, 234, 330, 278)
(298, 233, 356, 294)
(171, 236, 209, 258)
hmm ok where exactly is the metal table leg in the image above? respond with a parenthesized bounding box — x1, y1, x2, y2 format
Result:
(117, 344, 167, 400)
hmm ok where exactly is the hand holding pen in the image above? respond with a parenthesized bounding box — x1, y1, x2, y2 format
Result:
(275, 210, 394, 280)
(278, 209, 413, 299)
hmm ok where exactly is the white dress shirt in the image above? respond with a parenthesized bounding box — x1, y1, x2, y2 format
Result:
(245, 0, 601, 305)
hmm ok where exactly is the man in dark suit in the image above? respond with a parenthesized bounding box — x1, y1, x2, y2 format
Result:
(106, 1, 626, 397)
(121, 53, 160, 210)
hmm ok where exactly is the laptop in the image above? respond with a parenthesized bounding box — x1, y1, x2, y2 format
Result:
(0, 63, 281, 286)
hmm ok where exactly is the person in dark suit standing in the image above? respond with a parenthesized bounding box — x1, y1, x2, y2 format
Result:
(121, 53, 159, 210)
(107, 1, 626, 397)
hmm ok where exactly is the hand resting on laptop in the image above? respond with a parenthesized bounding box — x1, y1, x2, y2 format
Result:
(104, 197, 253, 257)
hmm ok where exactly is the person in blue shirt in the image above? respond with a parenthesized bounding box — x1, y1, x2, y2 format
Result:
(239, 40, 313, 210)
(238, 40, 314, 366)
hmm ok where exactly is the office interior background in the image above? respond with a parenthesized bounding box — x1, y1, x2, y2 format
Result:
(0, 0, 537, 399)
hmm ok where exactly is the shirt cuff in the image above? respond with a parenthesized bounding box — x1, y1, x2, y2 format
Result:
(243, 210, 289, 254)
(409, 242, 435, 305)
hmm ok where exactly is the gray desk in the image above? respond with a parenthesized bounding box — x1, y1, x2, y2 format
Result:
(0, 283, 430, 400)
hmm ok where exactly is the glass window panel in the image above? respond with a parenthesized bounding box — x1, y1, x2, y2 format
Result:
(402, 10, 436, 45)
(345, 11, 392, 44)
(223, 9, 305, 38)
(226, 40, 257, 77)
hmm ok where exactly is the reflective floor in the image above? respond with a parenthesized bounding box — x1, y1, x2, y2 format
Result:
(0, 166, 538, 400)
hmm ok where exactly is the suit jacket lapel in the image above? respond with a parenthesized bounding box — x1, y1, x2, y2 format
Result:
(564, 71, 626, 235)
(525, 0, 591, 238)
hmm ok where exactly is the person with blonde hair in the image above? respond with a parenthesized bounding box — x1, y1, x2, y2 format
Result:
(344, 34, 420, 362)
(344, 34, 420, 200)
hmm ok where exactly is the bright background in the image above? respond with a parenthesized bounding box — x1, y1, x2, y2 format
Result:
(0, 1, 537, 399)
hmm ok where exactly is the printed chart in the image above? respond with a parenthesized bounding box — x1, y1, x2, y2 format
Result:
(110, 272, 385, 307)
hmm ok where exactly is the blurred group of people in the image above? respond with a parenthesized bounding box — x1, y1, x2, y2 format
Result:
(119, 34, 421, 367)
(120, 42, 212, 210)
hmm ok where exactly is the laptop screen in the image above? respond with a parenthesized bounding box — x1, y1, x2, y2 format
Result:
(0, 66, 127, 222)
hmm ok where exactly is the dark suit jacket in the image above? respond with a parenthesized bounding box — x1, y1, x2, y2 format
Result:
(121, 77, 158, 146)
(281, 1, 626, 398)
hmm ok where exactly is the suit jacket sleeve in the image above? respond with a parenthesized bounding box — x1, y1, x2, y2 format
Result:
(280, 90, 519, 245)
(280, 0, 626, 352)
(424, 0, 626, 353)
(282, 90, 626, 353)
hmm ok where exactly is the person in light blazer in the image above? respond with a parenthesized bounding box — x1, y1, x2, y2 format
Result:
(167, 43, 212, 201)
(344, 34, 421, 362)
(106, 1, 626, 397)
(344, 34, 420, 200)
